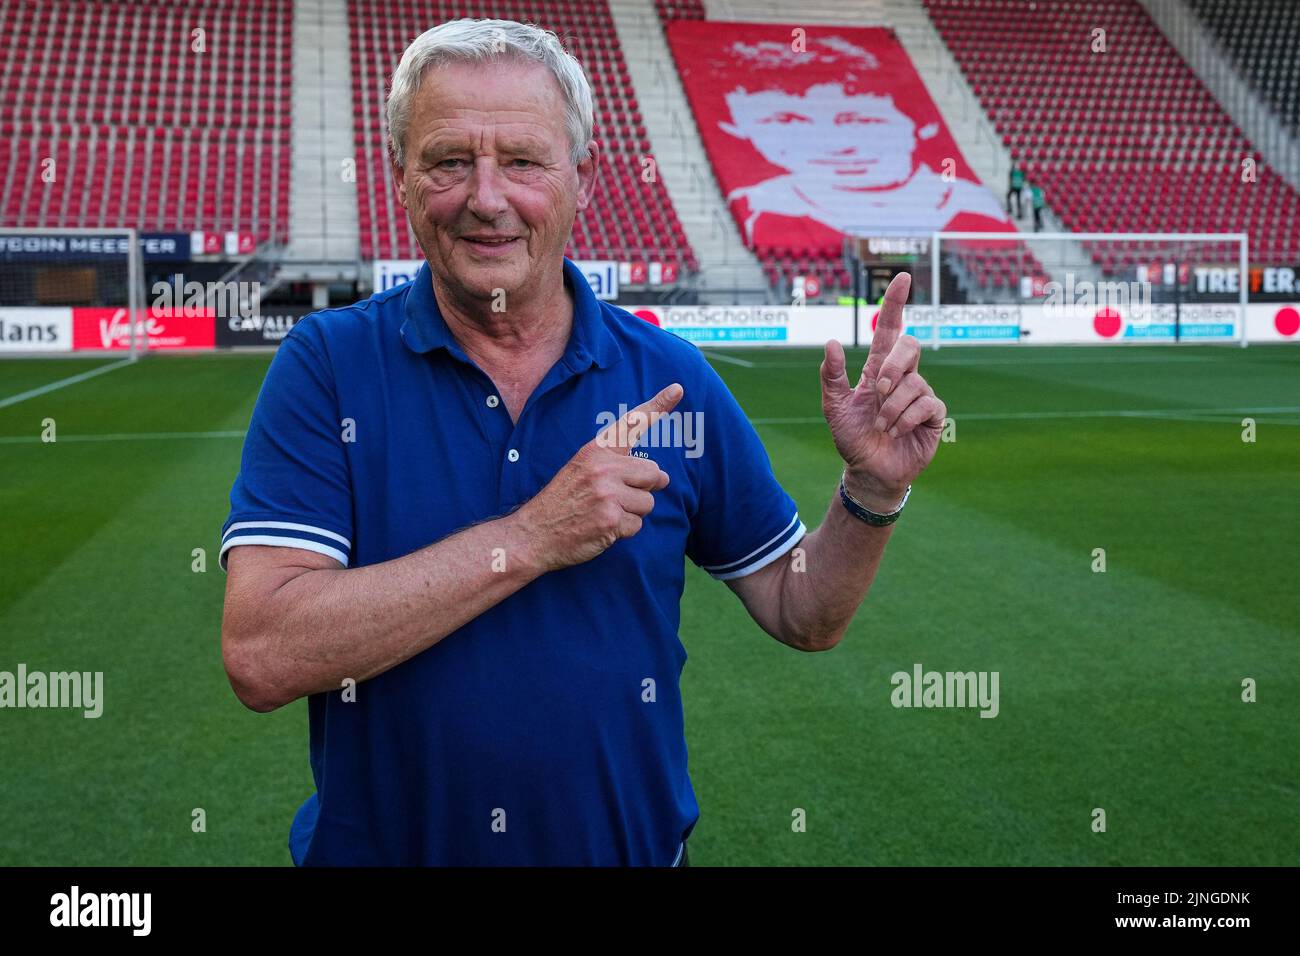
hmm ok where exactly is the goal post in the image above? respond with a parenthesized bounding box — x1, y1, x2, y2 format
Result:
(928, 231, 1250, 350)
(0, 227, 144, 358)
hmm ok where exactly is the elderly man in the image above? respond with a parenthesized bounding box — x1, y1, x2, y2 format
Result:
(220, 19, 945, 867)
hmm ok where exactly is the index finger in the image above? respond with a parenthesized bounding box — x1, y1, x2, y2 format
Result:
(869, 271, 912, 362)
(593, 382, 684, 453)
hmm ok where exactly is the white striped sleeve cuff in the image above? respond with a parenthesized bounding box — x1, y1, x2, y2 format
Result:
(219, 520, 352, 571)
(700, 513, 807, 581)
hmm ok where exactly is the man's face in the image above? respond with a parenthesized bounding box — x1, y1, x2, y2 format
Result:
(723, 84, 915, 188)
(393, 58, 598, 304)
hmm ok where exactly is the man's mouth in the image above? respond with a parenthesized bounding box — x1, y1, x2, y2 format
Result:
(461, 236, 520, 252)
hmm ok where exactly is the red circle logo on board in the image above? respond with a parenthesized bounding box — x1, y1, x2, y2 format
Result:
(803, 276, 821, 298)
(1274, 306, 1299, 337)
(870, 310, 879, 331)
(633, 309, 661, 327)
(1093, 307, 1122, 338)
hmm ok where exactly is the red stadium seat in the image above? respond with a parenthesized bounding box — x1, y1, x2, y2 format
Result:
(347, 0, 696, 273)
(0, 0, 292, 245)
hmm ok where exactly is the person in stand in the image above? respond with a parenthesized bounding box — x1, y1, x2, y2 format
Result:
(1007, 162, 1025, 218)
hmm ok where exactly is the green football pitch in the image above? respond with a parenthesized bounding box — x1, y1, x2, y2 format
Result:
(1, 345, 1296, 866)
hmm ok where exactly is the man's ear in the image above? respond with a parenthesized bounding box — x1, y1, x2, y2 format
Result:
(575, 139, 600, 212)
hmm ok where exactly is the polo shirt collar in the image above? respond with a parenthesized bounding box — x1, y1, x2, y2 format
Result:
(400, 257, 622, 370)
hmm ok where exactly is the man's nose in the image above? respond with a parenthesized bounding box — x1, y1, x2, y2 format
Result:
(466, 157, 510, 220)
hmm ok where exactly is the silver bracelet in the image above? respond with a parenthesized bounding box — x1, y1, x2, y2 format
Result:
(839, 471, 911, 526)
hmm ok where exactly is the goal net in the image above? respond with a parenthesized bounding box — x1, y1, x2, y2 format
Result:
(0, 228, 144, 357)
(926, 231, 1249, 348)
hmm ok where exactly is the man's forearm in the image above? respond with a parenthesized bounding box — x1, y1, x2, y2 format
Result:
(225, 390, 681, 713)
(776, 474, 902, 650)
(223, 512, 545, 710)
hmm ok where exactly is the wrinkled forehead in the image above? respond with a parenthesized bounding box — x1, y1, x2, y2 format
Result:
(725, 85, 905, 125)
(410, 56, 569, 138)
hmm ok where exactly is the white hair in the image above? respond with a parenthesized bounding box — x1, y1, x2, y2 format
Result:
(386, 18, 595, 168)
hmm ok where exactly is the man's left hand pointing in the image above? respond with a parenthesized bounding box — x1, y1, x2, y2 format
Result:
(820, 272, 946, 513)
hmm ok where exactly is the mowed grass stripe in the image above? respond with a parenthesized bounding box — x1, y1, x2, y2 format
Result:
(0, 347, 1295, 866)
(681, 487, 1295, 866)
(683, 346, 1297, 864)
(0, 356, 272, 613)
(0, 358, 298, 865)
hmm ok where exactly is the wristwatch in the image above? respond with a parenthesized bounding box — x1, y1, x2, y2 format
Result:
(838, 472, 911, 526)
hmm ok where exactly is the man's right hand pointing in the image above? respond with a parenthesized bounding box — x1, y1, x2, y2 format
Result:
(517, 383, 683, 572)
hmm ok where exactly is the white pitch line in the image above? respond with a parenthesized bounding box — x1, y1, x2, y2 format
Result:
(1146, 414, 1300, 426)
(750, 405, 1300, 425)
(0, 430, 247, 445)
(3, 406, 1298, 444)
(0, 357, 135, 410)
(703, 350, 756, 368)
(958, 405, 1300, 421)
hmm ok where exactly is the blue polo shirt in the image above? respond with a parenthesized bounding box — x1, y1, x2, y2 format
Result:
(221, 257, 806, 866)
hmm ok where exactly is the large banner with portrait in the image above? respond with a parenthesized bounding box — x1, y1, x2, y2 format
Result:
(665, 21, 1015, 254)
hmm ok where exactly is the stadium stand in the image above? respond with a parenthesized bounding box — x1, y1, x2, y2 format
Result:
(2, 0, 1295, 304)
(0, 0, 292, 245)
(348, 0, 696, 278)
(924, 0, 1300, 276)
(1186, 0, 1300, 135)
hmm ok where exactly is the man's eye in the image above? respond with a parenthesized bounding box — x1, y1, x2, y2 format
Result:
(508, 158, 535, 169)
(437, 158, 466, 170)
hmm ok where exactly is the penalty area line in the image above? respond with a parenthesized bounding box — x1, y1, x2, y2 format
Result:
(0, 358, 135, 411)
(0, 429, 247, 445)
(5, 406, 1298, 443)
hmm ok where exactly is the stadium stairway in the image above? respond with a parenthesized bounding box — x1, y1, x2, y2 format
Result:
(882, 0, 1101, 295)
(285, 0, 360, 286)
(608, 0, 769, 302)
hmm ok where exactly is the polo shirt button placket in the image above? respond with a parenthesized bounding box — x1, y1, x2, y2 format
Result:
(507, 448, 520, 463)
(486, 394, 499, 408)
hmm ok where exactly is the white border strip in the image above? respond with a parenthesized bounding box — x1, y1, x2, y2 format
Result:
(219, 535, 349, 568)
(222, 521, 351, 548)
(707, 517, 808, 581)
